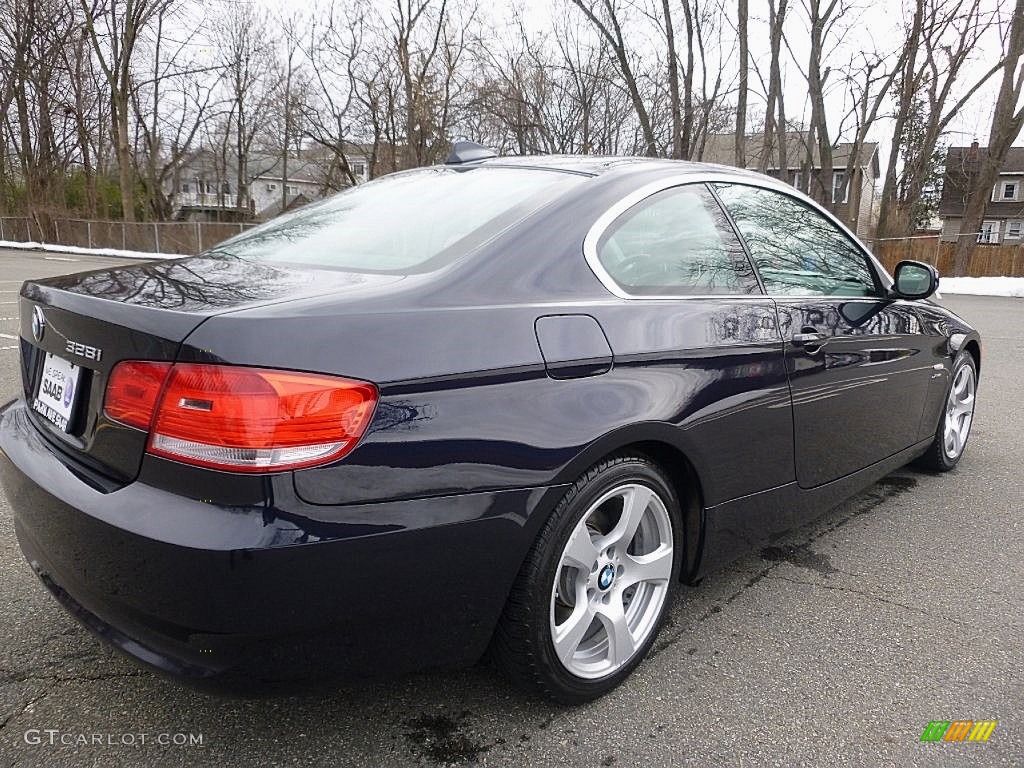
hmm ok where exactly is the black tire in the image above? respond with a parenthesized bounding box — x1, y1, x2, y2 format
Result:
(491, 454, 681, 703)
(915, 351, 978, 472)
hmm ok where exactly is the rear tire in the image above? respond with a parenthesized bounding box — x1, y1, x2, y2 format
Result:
(492, 455, 681, 703)
(915, 351, 977, 471)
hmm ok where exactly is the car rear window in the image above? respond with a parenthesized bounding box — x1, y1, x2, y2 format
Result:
(207, 167, 584, 273)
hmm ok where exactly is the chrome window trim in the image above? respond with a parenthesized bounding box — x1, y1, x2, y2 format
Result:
(582, 169, 890, 301)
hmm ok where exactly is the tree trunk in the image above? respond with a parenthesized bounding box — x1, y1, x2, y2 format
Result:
(760, 0, 787, 174)
(662, 0, 682, 159)
(735, 0, 748, 167)
(680, 0, 694, 158)
(807, 0, 834, 208)
(113, 93, 135, 221)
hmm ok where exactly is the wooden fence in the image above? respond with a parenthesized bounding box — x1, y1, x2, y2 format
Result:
(873, 239, 1024, 278)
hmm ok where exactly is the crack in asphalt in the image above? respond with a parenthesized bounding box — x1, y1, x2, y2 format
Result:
(0, 688, 50, 734)
(766, 573, 971, 629)
(0, 667, 148, 736)
(0, 670, 147, 685)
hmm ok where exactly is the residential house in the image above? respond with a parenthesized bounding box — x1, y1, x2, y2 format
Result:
(939, 143, 1024, 245)
(701, 132, 881, 238)
(166, 145, 370, 222)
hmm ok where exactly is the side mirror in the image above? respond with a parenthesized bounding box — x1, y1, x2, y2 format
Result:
(891, 260, 939, 300)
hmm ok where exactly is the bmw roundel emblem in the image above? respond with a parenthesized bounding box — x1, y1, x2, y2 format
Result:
(598, 564, 615, 590)
(31, 306, 45, 342)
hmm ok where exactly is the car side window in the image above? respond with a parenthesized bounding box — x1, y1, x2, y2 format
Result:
(596, 184, 760, 296)
(713, 183, 881, 297)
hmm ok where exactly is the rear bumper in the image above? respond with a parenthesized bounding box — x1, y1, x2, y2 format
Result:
(0, 397, 560, 688)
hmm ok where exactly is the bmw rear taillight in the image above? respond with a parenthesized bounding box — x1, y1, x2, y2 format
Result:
(104, 362, 377, 472)
(104, 361, 173, 430)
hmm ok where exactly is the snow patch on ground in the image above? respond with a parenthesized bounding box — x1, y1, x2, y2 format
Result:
(0, 240, 174, 260)
(939, 276, 1024, 298)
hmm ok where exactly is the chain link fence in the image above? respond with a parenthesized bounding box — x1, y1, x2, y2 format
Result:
(0, 217, 256, 256)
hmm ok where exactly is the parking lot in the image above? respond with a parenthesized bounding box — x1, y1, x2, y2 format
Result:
(0, 247, 1021, 767)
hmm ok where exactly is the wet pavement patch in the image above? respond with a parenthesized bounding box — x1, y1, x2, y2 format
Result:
(403, 711, 492, 764)
(849, 474, 918, 517)
(760, 544, 839, 575)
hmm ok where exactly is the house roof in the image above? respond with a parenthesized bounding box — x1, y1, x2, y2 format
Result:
(943, 145, 1024, 174)
(701, 132, 879, 176)
(939, 145, 1024, 218)
(172, 144, 371, 187)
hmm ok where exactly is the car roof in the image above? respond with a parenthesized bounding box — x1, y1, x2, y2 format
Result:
(469, 154, 777, 184)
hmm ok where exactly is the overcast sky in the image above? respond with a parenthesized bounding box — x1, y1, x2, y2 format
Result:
(246, 0, 1015, 159)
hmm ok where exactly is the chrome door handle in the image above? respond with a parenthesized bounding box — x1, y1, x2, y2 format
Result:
(792, 331, 828, 346)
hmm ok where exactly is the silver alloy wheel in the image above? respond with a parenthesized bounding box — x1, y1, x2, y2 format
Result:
(549, 482, 674, 679)
(943, 362, 976, 460)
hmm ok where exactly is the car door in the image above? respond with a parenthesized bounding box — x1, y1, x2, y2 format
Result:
(713, 182, 935, 488)
(586, 182, 794, 507)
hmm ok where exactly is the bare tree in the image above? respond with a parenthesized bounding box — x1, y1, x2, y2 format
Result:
(301, 0, 362, 190)
(569, 0, 658, 156)
(58, 16, 107, 217)
(470, 12, 634, 156)
(132, 2, 221, 220)
(803, 0, 845, 209)
(79, 0, 175, 221)
(876, 0, 1006, 238)
(276, 9, 305, 210)
(661, 0, 683, 158)
(837, 48, 906, 231)
(953, 0, 1024, 274)
(214, 0, 278, 211)
(759, 0, 788, 175)
(1, 0, 81, 236)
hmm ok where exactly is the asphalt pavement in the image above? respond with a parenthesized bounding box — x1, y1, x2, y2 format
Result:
(0, 247, 1020, 767)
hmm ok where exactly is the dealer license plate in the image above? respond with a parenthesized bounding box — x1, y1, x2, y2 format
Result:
(32, 352, 82, 432)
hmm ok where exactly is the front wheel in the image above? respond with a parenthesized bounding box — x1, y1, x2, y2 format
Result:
(916, 351, 977, 471)
(492, 455, 680, 703)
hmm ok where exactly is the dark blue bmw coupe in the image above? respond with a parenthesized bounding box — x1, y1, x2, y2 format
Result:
(0, 144, 980, 702)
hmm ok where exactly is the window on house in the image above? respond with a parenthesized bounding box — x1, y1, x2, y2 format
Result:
(1001, 181, 1018, 201)
(181, 183, 190, 193)
(791, 170, 803, 192)
(352, 162, 366, 177)
(222, 182, 231, 194)
(286, 185, 299, 195)
(978, 221, 1000, 244)
(1006, 220, 1022, 240)
(832, 171, 849, 204)
(266, 183, 277, 191)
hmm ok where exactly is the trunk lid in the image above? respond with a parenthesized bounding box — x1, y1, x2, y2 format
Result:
(17, 255, 402, 484)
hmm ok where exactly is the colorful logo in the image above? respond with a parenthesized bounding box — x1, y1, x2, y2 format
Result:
(920, 720, 997, 742)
